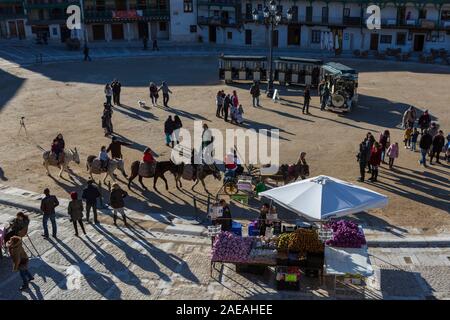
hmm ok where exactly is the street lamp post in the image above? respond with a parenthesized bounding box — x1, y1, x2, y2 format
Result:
(253, 0, 294, 97)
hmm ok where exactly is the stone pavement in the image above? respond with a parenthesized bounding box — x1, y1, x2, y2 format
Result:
(1, 185, 450, 300)
(0, 39, 435, 70)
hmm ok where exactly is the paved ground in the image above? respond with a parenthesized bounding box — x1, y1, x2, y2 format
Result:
(0, 47, 448, 234)
(1, 191, 450, 300)
(0, 42, 449, 299)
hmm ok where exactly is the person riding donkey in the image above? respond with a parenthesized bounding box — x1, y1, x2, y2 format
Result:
(99, 146, 109, 172)
(51, 133, 65, 165)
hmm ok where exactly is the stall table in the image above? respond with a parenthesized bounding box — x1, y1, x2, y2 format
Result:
(324, 245, 373, 298)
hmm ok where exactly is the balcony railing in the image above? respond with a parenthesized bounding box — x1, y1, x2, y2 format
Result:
(381, 18, 448, 29)
(198, 16, 240, 27)
(197, 0, 240, 7)
(84, 8, 169, 21)
(25, 0, 80, 9)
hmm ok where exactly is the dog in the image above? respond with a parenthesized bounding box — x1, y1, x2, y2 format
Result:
(138, 100, 147, 108)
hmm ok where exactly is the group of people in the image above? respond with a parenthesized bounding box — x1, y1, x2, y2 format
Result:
(357, 131, 395, 183)
(104, 79, 122, 106)
(149, 81, 172, 108)
(215, 90, 244, 124)
(164, 115, 183, 148)
(402, 107, 448, 166)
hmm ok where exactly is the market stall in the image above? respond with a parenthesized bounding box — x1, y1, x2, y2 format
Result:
(209, 175, 386, 293)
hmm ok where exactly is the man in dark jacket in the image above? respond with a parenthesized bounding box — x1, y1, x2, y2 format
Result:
(430, 130, 445, 165)
(164, 116, 175, 147)
(110, 183, 128, 226)
(106, 136, 130, 159)
(217, 199, 232, 232)
(302, 86, 311, 114)
(419, 129, 433, 167)
(111, 79, 121, 106)
(250, 81, 261, 107)
(418, 110, 431, 134)
(357, 139, 370, 182)
(223, 94, 231, 122)
(82, 180, 101, 224)
(40, 188, 59, 239)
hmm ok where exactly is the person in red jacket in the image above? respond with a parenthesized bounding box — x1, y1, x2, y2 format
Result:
(369, 142, 382, 182)
(143, 148, 155, 164)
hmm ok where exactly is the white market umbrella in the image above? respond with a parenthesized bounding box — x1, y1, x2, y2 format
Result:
(259, 175, 388, 221)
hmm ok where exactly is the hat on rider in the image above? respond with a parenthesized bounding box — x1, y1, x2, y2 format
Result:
(112, 182, 120, 190)
(144, 147, 151, 153)
(70, 192, 77, 200)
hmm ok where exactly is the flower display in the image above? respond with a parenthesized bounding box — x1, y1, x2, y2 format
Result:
(325, 220, 366, 248)
(211, 231, 254, 262)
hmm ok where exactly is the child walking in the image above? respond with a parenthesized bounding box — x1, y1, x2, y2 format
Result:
(386, 142, 399, 169)
(403, 127, 412, 149)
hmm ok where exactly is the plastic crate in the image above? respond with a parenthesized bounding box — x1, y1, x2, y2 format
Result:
(231, 221, 242, 236)
(248, 224, 259, 236)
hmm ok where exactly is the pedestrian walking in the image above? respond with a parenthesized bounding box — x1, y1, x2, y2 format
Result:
(82, 179, 101, 224)
(379, 130, 390, 164)
(102, 103, 113, 136)
(173, 115, 183, 145)
(149, 82, 159, 107)
(318, 80, 325, 105)
(320, 83, 330, 111)
(7, 236, 34, 291)
(386, 142, 399, 169)
(418, 129, 433, 167)
(430, 130, 445, 165)
(403, 126, 413, 149)
(201, 123, 214, 161)
(106, 136, 130, 159)
(152, 38, 159, 51)
(164, 115, 175, 147)
(40, 188, 59, 239)
(158, 81, 172, 108)
(83, 45, 91, 61)
(111, 79, 122, 106)
(411, 127, 419, 151)
(68, 192, 86, 237)
(302, 86, 311, 114)
(418, 110, 431, 134)
(250, 81, 261, 107)
(232, 90, 239, 108)
(428, 122, 439, 138)
(402, 106, 416, 129)
(216, 199, 232, 232)
(223, 94, 231, 122)
(368, 142, 382, 182)
(110, 183, 128, 226)
(104, 83, 113, 105)
(366, 132, 375, 173)
(357, 138, 370, 182)
(215, 91, 224, 117)
(258, 204, 269, 236)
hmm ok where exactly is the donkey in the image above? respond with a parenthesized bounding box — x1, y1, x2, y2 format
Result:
(43, 148, 80, 178)
(260, 163, 310, 185)
(174, 163, 222, 194)
(128, 160, 178, 191)
(86, 156, 127, 183)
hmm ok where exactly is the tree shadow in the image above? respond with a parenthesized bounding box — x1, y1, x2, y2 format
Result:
(238, 119, 295, 142)
(345, 95, 439, 129)
(0, 68, 26, 113)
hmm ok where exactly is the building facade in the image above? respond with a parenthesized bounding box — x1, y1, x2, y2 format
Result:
(0, 0, 30, 39)
(172, 0, 450, 52)
(3, 0, 450, 53)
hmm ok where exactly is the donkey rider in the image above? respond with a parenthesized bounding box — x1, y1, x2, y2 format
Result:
(51, 133, 65, 165)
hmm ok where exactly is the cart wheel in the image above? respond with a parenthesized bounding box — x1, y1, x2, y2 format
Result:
(224, 182, 238, 195)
